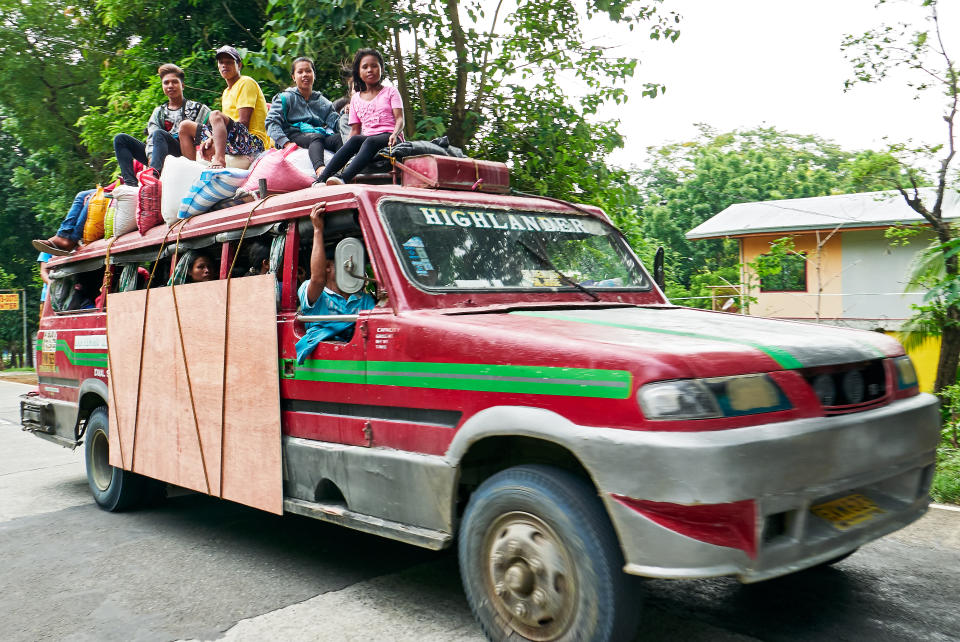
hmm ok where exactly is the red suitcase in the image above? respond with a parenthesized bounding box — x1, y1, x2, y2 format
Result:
(399, 155, 510, 194)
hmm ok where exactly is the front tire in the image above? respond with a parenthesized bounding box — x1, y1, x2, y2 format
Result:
(459, 464, 641, 642)
(84, 406, 158, 512)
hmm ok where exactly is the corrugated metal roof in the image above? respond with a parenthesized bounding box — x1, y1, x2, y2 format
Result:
(686, 188, 960, 240)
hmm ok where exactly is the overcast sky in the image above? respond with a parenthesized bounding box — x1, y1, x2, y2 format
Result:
(592, 0, 960, 168)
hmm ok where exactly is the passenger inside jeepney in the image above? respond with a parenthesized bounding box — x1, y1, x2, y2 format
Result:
(187, 251, 216, 283)
(244, 239, 271, 275)
(167, 250, 217, 285)
(295, 202, 375, 364)
(54, 269, 104, 311)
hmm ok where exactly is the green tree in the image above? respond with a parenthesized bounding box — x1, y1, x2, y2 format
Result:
(0, 0, 262, 355)
(79, 0, 268, 164)
(842, 0, 959, 393)
(0, 0, 120, 227)
(251, 0, 679, 211)
(636, 126, 903, 295)
(0, 127, 43, 361)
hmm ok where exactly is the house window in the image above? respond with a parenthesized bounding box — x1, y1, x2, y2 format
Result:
(760, 252, 807, 292)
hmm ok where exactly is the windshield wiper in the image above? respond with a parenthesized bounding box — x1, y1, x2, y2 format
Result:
(516, 238, 600, 301)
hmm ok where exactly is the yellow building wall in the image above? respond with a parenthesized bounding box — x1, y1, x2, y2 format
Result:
(742, 233, 844, 320)
(887, 333, 941, 393)
(739, 233, 940, 392)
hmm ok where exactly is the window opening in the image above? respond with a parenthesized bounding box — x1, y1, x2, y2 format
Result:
(759, 253, 807, 292)
(50, 265, 106, 312)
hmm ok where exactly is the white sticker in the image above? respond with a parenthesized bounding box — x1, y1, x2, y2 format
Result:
(42, 331, 58, 354)
(74, 334, 108, 350)
(44, 386, 59, 394)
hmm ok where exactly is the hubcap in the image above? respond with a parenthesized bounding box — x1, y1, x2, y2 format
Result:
(483, 512, 577, 640)
(90, 429, 112, 491)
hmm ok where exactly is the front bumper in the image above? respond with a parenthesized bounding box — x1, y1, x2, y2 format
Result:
(577, 393, 940, 582)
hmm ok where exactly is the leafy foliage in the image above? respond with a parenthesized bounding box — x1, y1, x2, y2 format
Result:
(635, 126, 889, 290)
(79, 0, 268, 165)
(250, 0, 678, 207)
(932, 382, 960, 503)
(0, 0, 678, 353)
(842, 0, 960, 392)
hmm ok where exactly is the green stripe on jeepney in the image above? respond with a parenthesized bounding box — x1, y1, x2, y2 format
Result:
(295, 359, 633, 399)
(56, 340, 108, 368)
(510, 311, 805, 370)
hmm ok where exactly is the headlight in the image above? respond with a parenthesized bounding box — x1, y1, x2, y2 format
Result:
(639, 374, 791, 420)
(893, 355, 918, 389)
(637, 380, 721, 420)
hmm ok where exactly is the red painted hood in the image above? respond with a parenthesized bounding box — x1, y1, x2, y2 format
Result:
(427, 305, 902, 381)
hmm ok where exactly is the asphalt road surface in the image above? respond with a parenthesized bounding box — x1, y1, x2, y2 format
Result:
(1, 380, 958, 642)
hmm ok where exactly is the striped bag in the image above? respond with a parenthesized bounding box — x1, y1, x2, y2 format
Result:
(178, 168, 250, 219)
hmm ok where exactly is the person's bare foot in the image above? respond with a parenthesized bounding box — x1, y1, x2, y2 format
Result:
(208, 156, 226, 169)
(32, 235, 77, 256)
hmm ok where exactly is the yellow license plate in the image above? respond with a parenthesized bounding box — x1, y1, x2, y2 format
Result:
(810, 493, 884, 531)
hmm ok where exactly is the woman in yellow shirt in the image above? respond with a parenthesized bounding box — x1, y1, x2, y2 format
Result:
(179, 46, 271, 168)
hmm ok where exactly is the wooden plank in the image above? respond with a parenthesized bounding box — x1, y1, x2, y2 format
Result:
(107, 275, 282, 514)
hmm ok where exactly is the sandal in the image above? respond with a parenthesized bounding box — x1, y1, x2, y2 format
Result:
(32, 237, 76, 256)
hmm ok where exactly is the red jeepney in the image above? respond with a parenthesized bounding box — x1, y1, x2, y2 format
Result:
(21, 160, 940, 642)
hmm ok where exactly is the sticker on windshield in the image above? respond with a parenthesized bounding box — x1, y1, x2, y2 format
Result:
(402, 236, 435, 276)
(522, 270, 563, 287)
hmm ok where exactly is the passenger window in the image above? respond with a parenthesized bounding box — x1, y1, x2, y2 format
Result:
(117, 263, 153, 292)
(232, 234, 283, 278)
(297, 214, 378, 302)
(50, 265, 105, 313)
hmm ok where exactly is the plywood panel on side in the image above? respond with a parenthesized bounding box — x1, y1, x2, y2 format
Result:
(107, 275, 282, 514)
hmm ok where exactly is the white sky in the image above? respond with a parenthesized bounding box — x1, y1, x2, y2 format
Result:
(591, 0, 960, 169)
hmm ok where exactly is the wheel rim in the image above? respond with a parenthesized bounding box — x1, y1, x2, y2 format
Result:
(90, 428, 112, 492)
(482, 511, 577, 641)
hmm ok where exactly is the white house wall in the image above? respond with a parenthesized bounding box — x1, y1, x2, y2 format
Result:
(840, 229, 932, 329)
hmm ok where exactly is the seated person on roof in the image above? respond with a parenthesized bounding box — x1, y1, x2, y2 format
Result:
(265, 57, 343, 179)
(296, 202, 375, 364)
(32, 65, 209, 257)
(179, 46, 270, 169)
(31, 188, 98, 256)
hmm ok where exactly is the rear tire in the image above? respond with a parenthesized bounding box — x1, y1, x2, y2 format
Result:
(458, 464, 641, 642)
(84, 406, 160, 512)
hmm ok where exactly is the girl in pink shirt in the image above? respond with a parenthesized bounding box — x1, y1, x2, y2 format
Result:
(318, 49, 405, 185)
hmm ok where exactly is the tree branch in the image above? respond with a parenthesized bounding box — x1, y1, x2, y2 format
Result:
(221, 1, 258, 45)
(444, 0, 469, 146)
(471, 0, 505, 114)
(930, 3, 957, 223)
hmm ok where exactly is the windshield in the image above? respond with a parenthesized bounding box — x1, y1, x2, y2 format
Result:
(381, 200, 650, 292)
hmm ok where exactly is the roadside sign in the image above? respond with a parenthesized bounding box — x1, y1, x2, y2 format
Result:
(0, 293, 19, 310)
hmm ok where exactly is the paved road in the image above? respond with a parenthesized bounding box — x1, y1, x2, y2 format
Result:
(1, 380, 958, 642)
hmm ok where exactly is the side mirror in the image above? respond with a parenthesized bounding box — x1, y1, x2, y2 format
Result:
(653, 246, 665, 291)
(335, 237, 366, 294)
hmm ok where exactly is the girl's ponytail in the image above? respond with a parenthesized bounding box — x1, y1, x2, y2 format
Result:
(351, 48, 385, 92)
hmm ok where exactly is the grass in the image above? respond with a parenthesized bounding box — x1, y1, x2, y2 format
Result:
(0, 366, 34, 373)
(931, 444, 960, 505)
